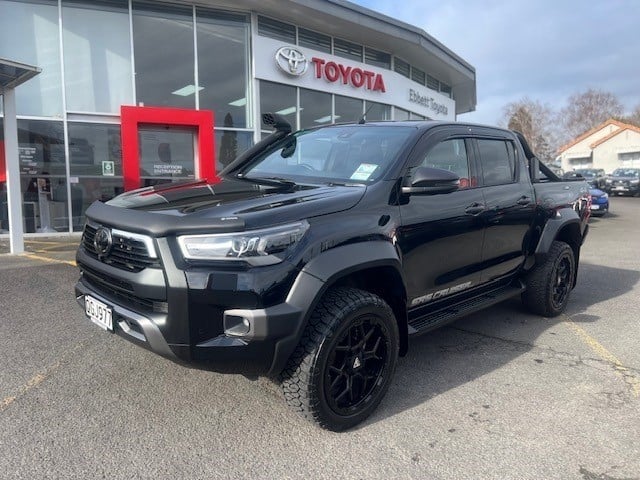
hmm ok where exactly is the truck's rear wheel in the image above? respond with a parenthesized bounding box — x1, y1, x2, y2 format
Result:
(522, 241, 575, 317)
(280, 287, 399, 431)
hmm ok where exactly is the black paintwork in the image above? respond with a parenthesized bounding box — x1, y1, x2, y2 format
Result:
(75, 120, 589, 377)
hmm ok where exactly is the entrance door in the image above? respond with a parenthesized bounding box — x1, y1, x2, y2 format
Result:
(120, 105, 215, 191)
(139, 127, 195, 187)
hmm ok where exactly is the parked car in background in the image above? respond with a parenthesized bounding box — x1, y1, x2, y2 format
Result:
(605, 168, 640, 196)
(589, 188, 609, 216)
(575, 168, 607, 189)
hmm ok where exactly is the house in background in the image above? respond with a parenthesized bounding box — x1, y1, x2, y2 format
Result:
(559, 119, 640, 173)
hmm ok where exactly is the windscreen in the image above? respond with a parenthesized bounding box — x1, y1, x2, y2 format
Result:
(243, 126, 415, 184)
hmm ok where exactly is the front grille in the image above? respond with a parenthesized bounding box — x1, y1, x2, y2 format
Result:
(79, 261, 158, 312)
(82, 223, 161, 272)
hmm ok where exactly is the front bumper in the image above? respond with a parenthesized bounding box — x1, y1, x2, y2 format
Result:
(75, 240, 305, 376)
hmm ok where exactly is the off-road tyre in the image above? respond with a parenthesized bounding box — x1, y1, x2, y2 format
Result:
(522, 240, 576, 317)
(280, 287, 399, 431)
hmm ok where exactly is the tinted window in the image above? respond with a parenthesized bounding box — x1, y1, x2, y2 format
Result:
(245, 126, 414, 183)
(477, 139, 516, 186)
(420, 138, 471, 188)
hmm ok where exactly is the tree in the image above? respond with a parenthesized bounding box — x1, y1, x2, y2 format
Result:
(559, 88, 623, 141)
(624, 104, 640, 127)
(501, 98, 557, 162)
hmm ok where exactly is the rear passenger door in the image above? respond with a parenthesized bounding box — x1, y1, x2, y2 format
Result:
(474, 136, 536, 283)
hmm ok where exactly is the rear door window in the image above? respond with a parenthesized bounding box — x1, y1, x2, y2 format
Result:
(477, 139, 517, 186)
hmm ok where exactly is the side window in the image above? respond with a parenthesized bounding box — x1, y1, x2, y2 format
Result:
(420, 138, 472, 189)
(477, 139, 516, 186)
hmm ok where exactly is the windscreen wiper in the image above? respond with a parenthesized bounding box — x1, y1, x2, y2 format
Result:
(235, 174, 297, 189)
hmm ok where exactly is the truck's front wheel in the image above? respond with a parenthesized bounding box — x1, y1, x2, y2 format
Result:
(522, 241, 576, 317)
(280, 287, 399, 431)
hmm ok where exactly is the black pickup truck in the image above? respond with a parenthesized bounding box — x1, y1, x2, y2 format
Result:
(75, 115, 589, 431)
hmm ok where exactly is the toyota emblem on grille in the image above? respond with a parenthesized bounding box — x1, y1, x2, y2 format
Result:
(94, 227, 113, 257)
(275, 46, 308, 76)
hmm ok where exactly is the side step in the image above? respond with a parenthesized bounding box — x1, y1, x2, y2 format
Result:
(408, 282, 525, 335)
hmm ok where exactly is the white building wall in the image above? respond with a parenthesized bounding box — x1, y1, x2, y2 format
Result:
(593, 129, 640, 172)
(560, 122, 622, 171)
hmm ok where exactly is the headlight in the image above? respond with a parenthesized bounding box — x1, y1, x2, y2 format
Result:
(630, 179, 639, 184)
(601, 193, 608, 199)
(178, 221, 309, 265)
(605, 178, 612, 184)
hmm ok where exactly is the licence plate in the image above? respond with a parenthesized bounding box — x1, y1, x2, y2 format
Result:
(614, 186, 626, 190)
(591, 204, 599, 210)
(85, 295, 113, 331)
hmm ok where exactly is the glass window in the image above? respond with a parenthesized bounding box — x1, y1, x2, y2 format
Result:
(260, 81, 297, 130)
(477, 139, 517, 186)
(0, 119, 68, 232)
(298, 28, 331, 53)
(333, 38, 362, 62)
(139, 127, 196, 186)
(440, 83, 452, 98)
(334, 95, 363, 124)
(197, 9, 250, 128)
(411, 67, 425, 86)
(0, 0, 62, 116)
(427, 75, 440, 91)
(394, 58, 410, 78)
(300, 89, 331, 129)
(132, 2, 195, 108)
(257, 15, 295, 43)
(68, 122, 123, 177)
(395, 108, 410, 121)
(245, 125, 415, 183)
(364, 47, 391, 69)
(421, 139, 471, 188)
(62, 0, 133, 113)
(67, 122, 124, 231)
(215, 129, 253, 170)
(70, 177, 123, 231)
(364, 101, 391, 121)
(410, 112, 426, 121)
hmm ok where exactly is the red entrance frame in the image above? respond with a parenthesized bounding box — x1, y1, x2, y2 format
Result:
(120, 105, 215, 191)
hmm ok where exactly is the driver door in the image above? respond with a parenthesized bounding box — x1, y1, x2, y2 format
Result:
(396, 129, 485, 309)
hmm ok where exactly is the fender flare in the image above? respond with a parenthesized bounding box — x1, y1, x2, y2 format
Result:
(534, 208, 582, 257)
(268, 241, 407, 375)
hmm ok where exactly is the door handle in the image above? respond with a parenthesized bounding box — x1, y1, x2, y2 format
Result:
(516, 196, 531, 206)
(465, 203, 486, 215)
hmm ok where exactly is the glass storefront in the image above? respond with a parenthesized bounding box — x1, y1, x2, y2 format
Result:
(0, 0, 63, 117)
(133, 2, 195, 109)
(0, 0, 453, 235)
(62, 0, 133, 113)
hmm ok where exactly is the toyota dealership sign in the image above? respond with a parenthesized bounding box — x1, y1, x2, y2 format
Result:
(255, 36, 454, 120)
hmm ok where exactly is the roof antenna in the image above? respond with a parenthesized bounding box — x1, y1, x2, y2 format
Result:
(358, 104, 375, 124)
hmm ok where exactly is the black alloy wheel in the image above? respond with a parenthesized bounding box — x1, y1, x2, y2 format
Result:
(522, 240, 576, 317)
(281, 287, 399, 431)
(551, 255, 572, 311)
(324, 316, 390, 417)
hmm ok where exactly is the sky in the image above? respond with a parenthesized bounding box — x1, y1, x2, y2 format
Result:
(353, 0, 640, 126)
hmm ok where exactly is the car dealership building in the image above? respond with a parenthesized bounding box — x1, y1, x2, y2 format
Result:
(0, 0, 476, 236)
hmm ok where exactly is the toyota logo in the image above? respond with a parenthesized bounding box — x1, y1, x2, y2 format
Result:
(275, 46, 308, 76)
(93, 227, 113, 257)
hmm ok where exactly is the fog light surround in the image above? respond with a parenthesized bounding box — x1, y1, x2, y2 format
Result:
(224, 314, 251, 336)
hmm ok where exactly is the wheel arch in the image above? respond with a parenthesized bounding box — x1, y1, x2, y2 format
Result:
(269, 241, 408, 375)
(534, 209, 583, 288)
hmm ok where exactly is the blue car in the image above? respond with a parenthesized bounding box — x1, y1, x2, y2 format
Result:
(589, 188, 609, 216)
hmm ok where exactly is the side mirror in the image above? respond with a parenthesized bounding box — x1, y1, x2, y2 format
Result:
(401, 166, 459, 195)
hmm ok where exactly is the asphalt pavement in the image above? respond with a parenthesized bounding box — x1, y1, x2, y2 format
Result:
(0, 198, 639, 479)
